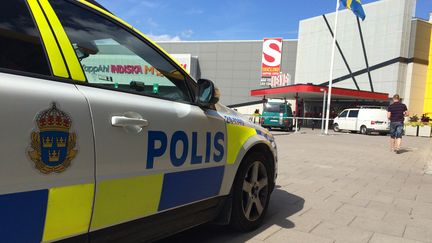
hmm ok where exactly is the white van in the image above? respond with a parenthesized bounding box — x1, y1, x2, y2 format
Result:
(333, 107, 390, 135)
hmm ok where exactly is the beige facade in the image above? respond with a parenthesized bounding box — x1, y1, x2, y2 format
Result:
(425, 14, 432, 115)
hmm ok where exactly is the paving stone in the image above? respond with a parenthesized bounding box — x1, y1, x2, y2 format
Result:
(382, 212, 415, 224)
(265, 229, 334, 243)
(295, 189, 332, 201)
(330, 187, 361, 198)
(352, 190, 380, 201)
(325, 195, 370, 207)
(311, 222, 373, 243)
(415, 192, 432, 204)
(393, 191, 418, 201)
(378, 184, 402, 194)
(289, 214, 322, 233)
(411, 202, 432, 220)
(301, 196, 344, 213)
(349, 217, 406, 237)
(254, 225, 282, 241)
(382, 212, 432, 232)
(366, 201, 411, 216)
(393, 198, 418, 210)
(369, 233, 427, 243)
(404, 225, 432, 243)
(297, 208, 356, 227)
(244, 239, 265, 243)
(336, 204, 387, 221)
(370, 193, 395, 204)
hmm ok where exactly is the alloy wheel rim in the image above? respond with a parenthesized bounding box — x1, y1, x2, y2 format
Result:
(241, 161, 269, 221)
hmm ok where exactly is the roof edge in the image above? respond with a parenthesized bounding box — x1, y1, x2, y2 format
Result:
(156, 39, 298, 43)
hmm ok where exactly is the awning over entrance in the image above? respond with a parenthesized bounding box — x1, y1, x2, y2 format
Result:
(250, 84, 389, 101)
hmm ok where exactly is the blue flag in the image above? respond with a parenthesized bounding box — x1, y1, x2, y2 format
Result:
(341, 0, 366, 21)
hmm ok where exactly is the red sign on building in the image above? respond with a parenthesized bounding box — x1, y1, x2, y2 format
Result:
(261, 38, 283, 78)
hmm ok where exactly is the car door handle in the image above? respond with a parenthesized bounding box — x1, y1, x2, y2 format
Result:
(111, 116, 149, 127)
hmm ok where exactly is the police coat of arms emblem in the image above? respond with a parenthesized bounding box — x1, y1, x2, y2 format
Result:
(28, 103, 77, 174)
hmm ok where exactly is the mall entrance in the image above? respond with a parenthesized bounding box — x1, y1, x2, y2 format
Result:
(250, 84, 390, 129)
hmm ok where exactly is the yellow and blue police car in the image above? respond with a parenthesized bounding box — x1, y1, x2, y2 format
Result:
(0, 0, 278, 242)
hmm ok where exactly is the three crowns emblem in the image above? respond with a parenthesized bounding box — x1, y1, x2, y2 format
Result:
(28, 103, 77, 174)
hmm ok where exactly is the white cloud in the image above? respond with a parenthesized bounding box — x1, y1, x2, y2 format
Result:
(180, 29, 194, 38)
(146, 33, 182, 42)
(144, 29, 193, 41)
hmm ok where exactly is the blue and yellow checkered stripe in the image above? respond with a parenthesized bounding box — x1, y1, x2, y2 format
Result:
(0, 184, 94, 242)
(90, 166, 224, 230)
(0, 166, 225, 242)
(0, 124, 259, 242)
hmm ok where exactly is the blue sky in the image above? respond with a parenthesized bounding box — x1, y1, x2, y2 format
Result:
(98, 0, 431, 41)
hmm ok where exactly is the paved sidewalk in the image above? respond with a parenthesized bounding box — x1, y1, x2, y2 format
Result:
(161, 129, 432, 243)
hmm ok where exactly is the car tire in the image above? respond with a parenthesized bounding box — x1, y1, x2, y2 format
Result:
(360, 125, 368, 135)
(230, 152, 271, 232)
(333, 123, 340, 132)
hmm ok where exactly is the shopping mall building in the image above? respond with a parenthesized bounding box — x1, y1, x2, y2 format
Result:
(158, 0, 432, 117)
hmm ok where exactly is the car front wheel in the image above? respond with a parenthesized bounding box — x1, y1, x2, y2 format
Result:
(360, 125, 368, 135)
(333, 123, 340, 132)
(230, 152, 271, 231)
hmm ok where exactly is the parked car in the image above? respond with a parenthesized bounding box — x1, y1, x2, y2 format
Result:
(261, 101, 294, 131)
(333, 107, 390, 135)
(0, 0, 278, 242)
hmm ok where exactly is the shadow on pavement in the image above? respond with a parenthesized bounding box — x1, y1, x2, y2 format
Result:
(158, 188, 304, 243)
(397, 148, 411, 154)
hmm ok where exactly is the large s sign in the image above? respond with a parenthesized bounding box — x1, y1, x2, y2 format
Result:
(261, 38, 283, 77)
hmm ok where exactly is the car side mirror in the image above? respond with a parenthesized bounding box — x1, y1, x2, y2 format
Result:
(197, 79, 220, 108)
(75, 41, 99, 60)
(77, 41, 99, 55)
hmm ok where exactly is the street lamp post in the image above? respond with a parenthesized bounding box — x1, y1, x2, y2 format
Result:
(324, 0, 341, 135)
(320, 88, 327, 134)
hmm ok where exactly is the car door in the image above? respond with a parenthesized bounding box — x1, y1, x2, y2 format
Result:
(336, 110, 349, 130)
(48, 0, 228, 234)
(0, 1, 95, 242)
(346, 109, 359, 131)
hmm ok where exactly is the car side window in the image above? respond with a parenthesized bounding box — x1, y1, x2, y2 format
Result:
(348, 110, 359, 118)
(339, 110, 348, 118)
(0, 0, 51, 75)
(50, 0, 191, 103)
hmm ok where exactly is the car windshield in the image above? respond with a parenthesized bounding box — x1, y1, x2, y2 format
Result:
(264, 103, 285, 113)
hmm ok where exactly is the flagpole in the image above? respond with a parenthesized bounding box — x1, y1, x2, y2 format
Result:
(324, 0, 340, 135)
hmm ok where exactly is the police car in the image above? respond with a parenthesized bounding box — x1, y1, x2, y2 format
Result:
(0, 0, 278, 242)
